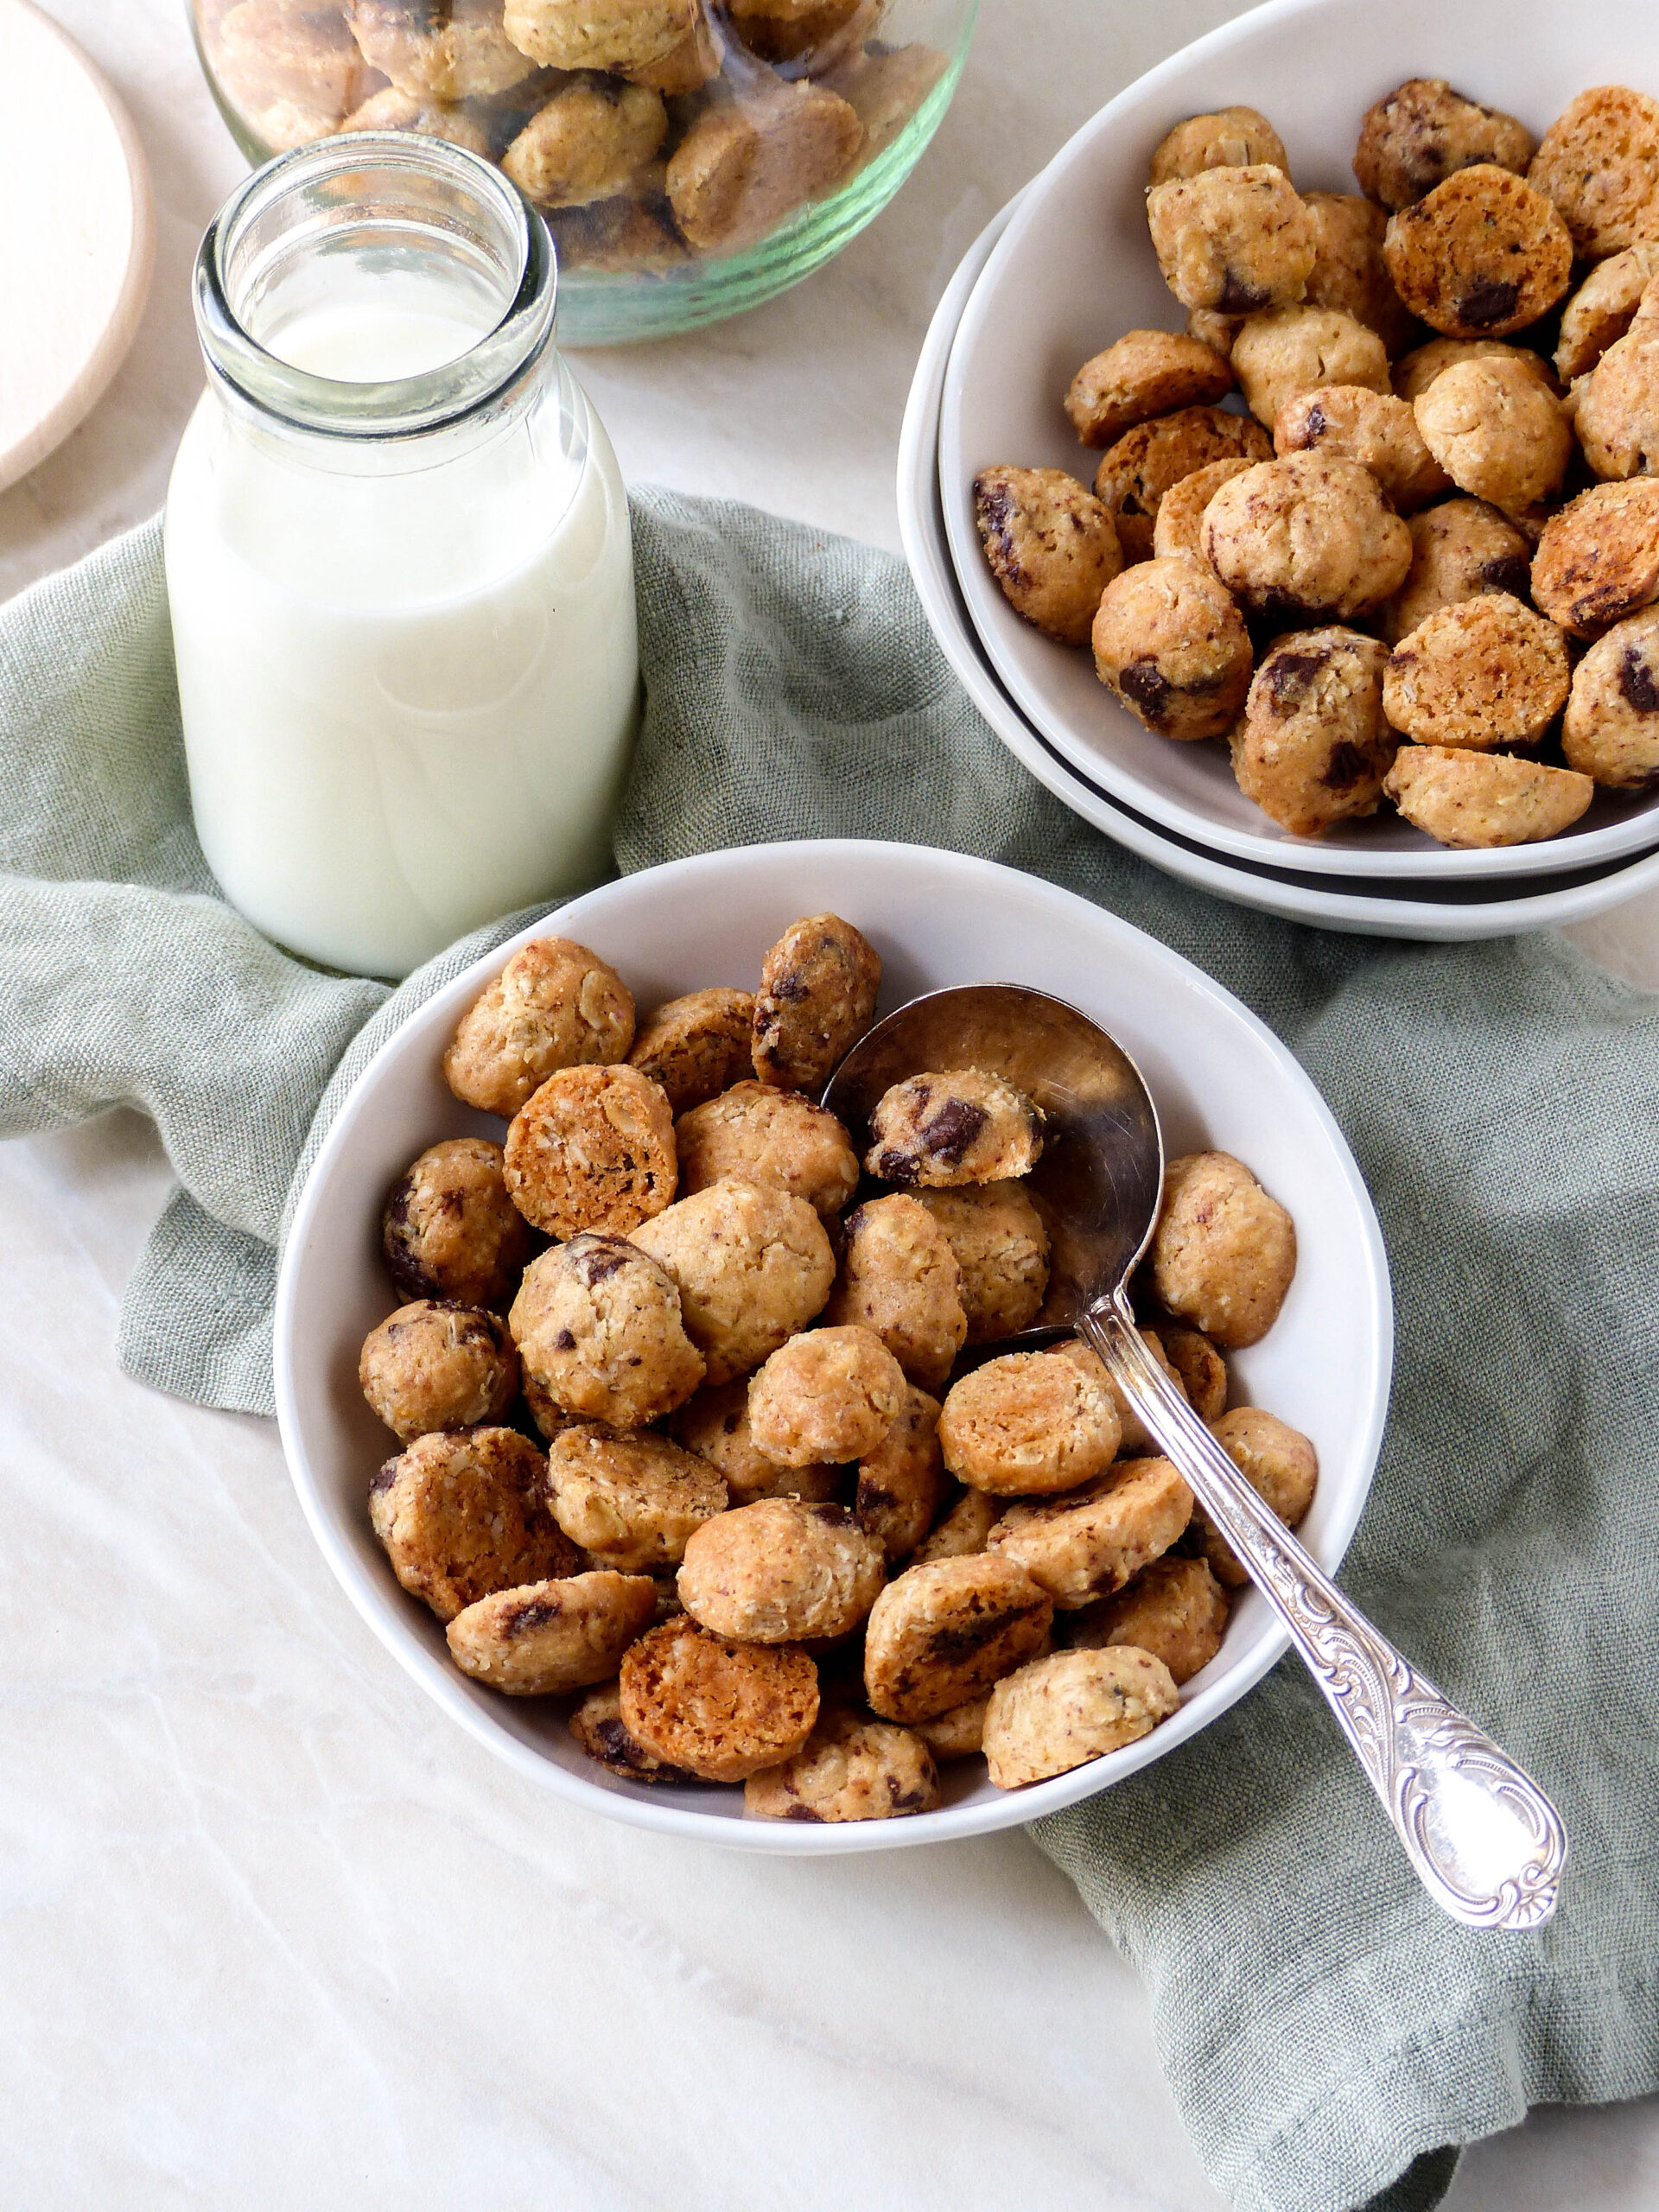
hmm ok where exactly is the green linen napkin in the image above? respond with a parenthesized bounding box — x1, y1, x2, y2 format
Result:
(5, 491, 1659, 2212)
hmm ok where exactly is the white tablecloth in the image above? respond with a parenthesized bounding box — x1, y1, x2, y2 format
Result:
(4, 5, 1658, 2205)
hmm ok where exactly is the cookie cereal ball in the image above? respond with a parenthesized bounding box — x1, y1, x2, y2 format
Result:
(988, 1454, 1193, 1610)
(912, 1183, 1050, 1344)
(214, 0, 377, 125)
(370, 1425, 575, 1621)
(632, 1177, 836, 1385)
(1528, 86, 1659, 262)
(1192, 1408, 1319, 1586)
(1150, 1151, 1296, 1349)
(982, 1646, 1179, 1789)
(346, 0, 537, 98)
(863, 1555, 1053, 1722)
(1148, 107, 1289, 188)
(1230, 305, 1390, 429)
(1095, 1330, 1188, 1458)
(1157, 1322, 1229, 1424)
(666, 81, 862, 254)
(503, 0, 696, 71)
(341, 86, 496, 156)
(520, 1370, 578, 1445)
(1201, 454, 1410, 622)
(1392, 335, 1555, 404)
(1354, 79, 1535, 212)
(667, 1378, 842, 1503)
(1380, 498, 1535, 645)
(1091, 556, 1254, 741)
(971, 466, 1125, 645)
(747, 1325, 907, 1467)
(503, 78, 669, 207)
(1300, 191, 1417, 355)
(448, 1570, 658, 1695)
(751, 912, 880, 1095)
(1187, 307, 1247, 360)
(677, 1497, 886, 1642)
(1150, 457, 1256, 575)
(381, 1136, 531, 1310)
(1091, 406, 1272, 563)
(1231, 626, 1397, 838)
(359, 1300, 519, 1442)
(744, 1708, 940, 1822)
(938, 1343, 1122, 1496)
(727, 0, 868, 69)
(443, 938, 634, 1117)
(546, 1424, 728, 1571)
(619, 4, 722, 92)
(569, 1680, 693, 1783)
(912, 1487, 1002, 1564)
(1531, 480, 1659, 638)
(825, 1196, 966, 1390)
(1063, 329, 1235, 448)
(1145, 164, 1315, 316)
(1384, 595, 1570, 750)
(1575, 309, 1659, 483)
(1068, 1555, 1230, 1685)
(855, 1384, 945, 1563)
(912, 1695, 990, 1761)
(1413, 356, 1572, 517)
(1274, 385, 1449, 512)
(675, 1081, 858, 1218)
(823, 41, 950, 171)
(626, 988, 756, 1115)
(1382, 166, 1572, 340)
(620, 1617, 820, 1781)
(1383, 747, 1593, 846)
(1556, 246, 1659, 382)
(504, 1062, 677, 1238)
(865, 1071, 1044, 1189)
(1564, 608, 1659, 786)
(509, 1232, 706, 1427)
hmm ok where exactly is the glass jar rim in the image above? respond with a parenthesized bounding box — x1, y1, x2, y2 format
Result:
(194, 131, 556, 442)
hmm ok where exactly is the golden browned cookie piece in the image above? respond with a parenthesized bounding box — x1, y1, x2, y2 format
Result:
(1383, 165, 1572, 340)
(1151, 1152, 1296, 1349)
(1157, 1321, 1229, 1423)
(678, 1497, 885, 1641)
(1563, 607, 1659, 785)
(1274, 385, 1449, 511)
(1201, 454, 1410, 621)
(912, 1695, 989, 1760)
(1150, 456, 1256, 576)
(521, 1370, 579, 1444)
(448, 1570, 657, 1694)
(632, 1177, 836, 1385)
(1091, 405, 1272, 563)
(727, 0, 868, 69)
(1575, 310, 1659, 482)
(1531, 480, 1659, 638)
(1414, 355, 1572, 516)
(213, 0, 380, 133)
(359, 1300, 519, 1442)
(341, 85, 495, 153)
(855, 1384, 944, 1562)
(620, 1616, 820, 1780)
(1556, 246, 1659, 381)
(1230, 304, 1390, 429)
(938, 1343, 1122, 1496)
(626, 988, 756, 1115)
(970, 467, 1124, 645)
(1192, 1406, 1319, 1586)
(1528, 86, 1659, 262)
(665, 81, 861, 254)
(509, 1232, 706, 1426)
(381, 1136, 531, 1310)
(504, 1062, 677, 1237)
(825, 1196, 966, 1389)
(569, 1679, 695, 1783)
(502, 78, 667, 206)
(1094, 1330, 1186, 1458)
(1149, 107, 1289, 187)
(752, 912, 880, 1094)
(912, 1183, 1050, 1344)
(1091, 556, 1255, 741)
(982, 1645, 1179, 1788)
(1068, 1555, 1229, 1684)
(617, 1, 721, 90)
(866, 1070, 1044, 1189)
(346, 1, 537, 97)
(912, 1486, 1002, 1564)
(544, 190, 690, 274)
(1063, 329, 1235, 448)
(1187, 306, 1247, 359)
(988, 1454, 1193, 1609)
(1391, 335, 1555, 403)
(1382, 745, 1594, 846)
(1354, 79, 1535, 212)
(675, 1081, 858, 1217)
(546, 1423, 728, 1571)
(823, 40, 949, 169)
(1146, 164, 1315, 315)
(744, 1708, 940, 1821)
(444, 938, 635, 1118)
(1383, 594, 1571, 749)
(1300, 192, 1417, 355)
(1380, 497, 1535, 645)
(504, 0, 696, 70)
(747, 1325, 906, 1465)
(1231, 626, 1397, 837)
(371, 1425, 575, 1621)
(863, 1555, 1053, 1721)
(666, 1378, 843, 1503)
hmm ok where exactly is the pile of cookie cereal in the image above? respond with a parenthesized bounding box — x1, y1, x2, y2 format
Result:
(198, 0, 946, 273)
(356, 913, 1316, 1823)
(974, 79, 1659, 849)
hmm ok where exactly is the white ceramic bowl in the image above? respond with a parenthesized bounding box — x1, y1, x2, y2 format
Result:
(275, 840, 1391, 1851)
(902, 197, 1659, 938)
(937, 0, 1659, 883)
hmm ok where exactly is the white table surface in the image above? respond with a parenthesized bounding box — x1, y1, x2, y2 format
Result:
(4, 5, 1659, 2207)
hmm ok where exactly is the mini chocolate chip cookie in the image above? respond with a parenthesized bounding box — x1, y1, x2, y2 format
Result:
(863, 1554, 1053, 1722)
(678, 1497, 886, 1642)
(1383, 594, 1571, 748)
(912, 1694, 991, 1760)
(1574, 313, 1659, 481)
(546, 1423, 728, 1572)
(1413, 353, 1573, 517)
(1531, 479, 1659, 637)
(982, 1645, 1179, 1787)
(674, 1081, 859, 1217)
(1187, 306, 1248, 359)
(1157, 1321, 1229, 1423)
(667, 1377, 843, 1504)
(381, 1137, 532, 1310)
(1382, 746, 1594, 846)
(744, 1707, 941, 1821)
(752, 912, 880, 1094)
(971, 466, 1125, 645)
(444, 936, 635, 1117)
(912, 1487, 1002, 1565)
(509, 1232, 705, 1427)
(341, 86, 495, 155)
(359, 1300, 520, 1442)
(448, 1570, 659, 1694)
(1091, 404, 1272, 563)
(620, 1616, 820, 1781)
(1095, 1331, 1188, 1458)
(855, 1385, 945, 1562)
(504, 0, 697, 72)
(346, 0, 537, 98)
(1300, 191, 1418, 356)
(1148, 106, 1290, 187)
(1392, 334, 1555, 404)
(1151, 1151, 1296, 1349)
(371, 1425, 575, 1621)
(1201, 454, 1411, 621)
(1382, 165, 1572, 339)
(1063, 329, 1235, 448)
(1149, 456, 1256, 575)
(1231, 626, 1397, 836)
(1230, 304, 1390, 429)
(1354, 79, 1535, 211)
(938, 1343, 1122, 1496)
(502, 77, 670, 206)
(665, 81, 861, 253)
(1091, 556, 1255, 739)
(865, 1071, 1044, 1189)
(1379, 497, 1535, 645)
(626, 988, 757, 1115)
(1067, 1555, 1230, 1684)
(727, 0, 869, 70)
(1145, 163, 1315, 315)
(747, 1325, 906, 1465)
(569, 1679, 695, 1783)
(1274, 384, 1449, 511)
(504, 1062, 677, 1237)
(1562, 608, 1659, 785)
(1527, 86, 1659, 262)
(1191, 1408, 1319, 1586)
(911, 1182, 1051, 1344)
(633, 1178, 836, 1384)
(1556, 245, 1659, 382)
(987, 1454, 1193, 1609)
(825, 1195, 966, 1389)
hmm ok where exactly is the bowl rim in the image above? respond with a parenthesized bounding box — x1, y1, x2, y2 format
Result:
(936, 0, 1659, 885)
(274, 838, 1395, 1852)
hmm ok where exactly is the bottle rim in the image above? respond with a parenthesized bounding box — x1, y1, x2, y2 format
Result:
(193, 132, 556, 442)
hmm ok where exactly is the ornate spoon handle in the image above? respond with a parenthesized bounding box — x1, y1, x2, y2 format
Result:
(1078, 1294, 1567, 1932)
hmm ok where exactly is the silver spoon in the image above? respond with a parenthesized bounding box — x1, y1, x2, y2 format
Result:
(824, 982, 1567, 1932)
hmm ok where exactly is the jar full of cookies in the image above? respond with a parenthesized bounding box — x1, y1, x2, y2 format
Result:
(165, 132, 639, 979)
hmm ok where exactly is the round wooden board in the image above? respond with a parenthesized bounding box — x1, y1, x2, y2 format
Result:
(0, 0, 155, 497)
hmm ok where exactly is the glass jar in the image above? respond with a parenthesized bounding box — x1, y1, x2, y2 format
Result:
(188, 0, 979, 345)
(166, 131, 639, 980)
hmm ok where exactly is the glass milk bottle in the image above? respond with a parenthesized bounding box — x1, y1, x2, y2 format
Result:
(166, 133, 639, 980)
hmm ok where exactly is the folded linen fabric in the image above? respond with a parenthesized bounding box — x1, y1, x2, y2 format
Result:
(4, 489, 1659, 2212)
